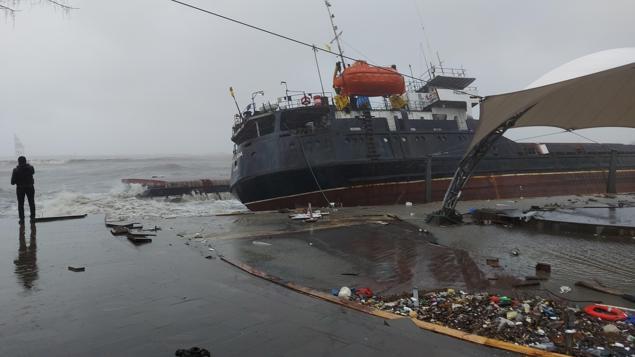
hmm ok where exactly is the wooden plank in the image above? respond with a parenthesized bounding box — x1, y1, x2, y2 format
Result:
(105, 222, 140, 228)
(127, 235, 152, 244)
(34, 214, 87, 222)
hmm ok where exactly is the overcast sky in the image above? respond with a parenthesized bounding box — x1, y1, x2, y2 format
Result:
(1, 0, 634, 157)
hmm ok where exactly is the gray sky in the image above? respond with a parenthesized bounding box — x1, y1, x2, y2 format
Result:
(1, 0, 634, 157)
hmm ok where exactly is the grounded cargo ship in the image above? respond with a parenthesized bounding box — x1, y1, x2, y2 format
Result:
(229, 63, 635, 211)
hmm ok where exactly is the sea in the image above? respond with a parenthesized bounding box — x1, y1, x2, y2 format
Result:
(0, 155, 245, 220)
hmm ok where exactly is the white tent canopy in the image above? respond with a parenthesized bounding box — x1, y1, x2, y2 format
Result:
(468, 62, 635, 153)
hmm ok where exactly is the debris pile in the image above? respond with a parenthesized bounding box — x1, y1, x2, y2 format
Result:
(337, 287, 635, 356)
(105, 221, 158, 245)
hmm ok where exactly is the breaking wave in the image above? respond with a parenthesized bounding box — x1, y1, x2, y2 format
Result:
(0, 183, 246, 220)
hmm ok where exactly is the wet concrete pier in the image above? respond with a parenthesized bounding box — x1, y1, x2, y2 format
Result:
(2, 193, 633, 355)
(0, 216, 510, 356)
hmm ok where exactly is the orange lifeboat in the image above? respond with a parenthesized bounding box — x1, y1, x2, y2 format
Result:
(333, 60, 405, 97)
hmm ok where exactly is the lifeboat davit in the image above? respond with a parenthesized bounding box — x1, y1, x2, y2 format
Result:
(333, 60, 405, 97)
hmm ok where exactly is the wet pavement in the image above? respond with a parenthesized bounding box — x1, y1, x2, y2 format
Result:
(0, 215, 510, 356)
(215, 220, 489, 296)
(195, 194, 635, 309)
(2, 193, 633, 356)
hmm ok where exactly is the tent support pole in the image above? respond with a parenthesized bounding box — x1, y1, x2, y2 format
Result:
(428, 106, 534, 224)
(607, 149, 617, 194)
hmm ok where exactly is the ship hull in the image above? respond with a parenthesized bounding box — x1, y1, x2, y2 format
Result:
(241, 169, 635, 211)
(229, 108, 635, 212)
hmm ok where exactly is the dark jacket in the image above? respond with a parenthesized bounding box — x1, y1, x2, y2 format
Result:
(11, 163, 35, 187)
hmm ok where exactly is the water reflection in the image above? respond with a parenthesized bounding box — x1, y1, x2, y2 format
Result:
(14, 223, 38, 290)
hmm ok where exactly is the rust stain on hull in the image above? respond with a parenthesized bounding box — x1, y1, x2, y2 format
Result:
(246, 170, 635, 211)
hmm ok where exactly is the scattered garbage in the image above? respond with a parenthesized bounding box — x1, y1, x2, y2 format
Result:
(289, 202, 329, 221)
(602, 324, 620, 334)
(68, 266, 85, 272)
(355, 288, 373, 299)
(334, 287, 635, 355)
(560, 286, 572, 294)
(405, 202, 413, 207)
(337, 286, 352, 299)
(175, 346, 211, 357)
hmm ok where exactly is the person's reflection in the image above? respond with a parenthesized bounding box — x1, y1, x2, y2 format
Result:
(14, 223, 38, 290)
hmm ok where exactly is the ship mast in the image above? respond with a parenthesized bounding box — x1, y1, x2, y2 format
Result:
(324, 1, 345, 66)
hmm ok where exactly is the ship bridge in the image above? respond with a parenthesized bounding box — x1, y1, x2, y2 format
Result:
(418, 75, 475, 93)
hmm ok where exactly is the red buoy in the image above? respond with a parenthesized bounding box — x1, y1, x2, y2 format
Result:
(583, 304, 628, 321)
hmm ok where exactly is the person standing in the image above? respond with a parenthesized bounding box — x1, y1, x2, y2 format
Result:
(10, 156, 36, 224)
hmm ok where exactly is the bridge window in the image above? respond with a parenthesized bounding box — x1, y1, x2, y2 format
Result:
(255, 114, 275, 136)
(281, 108, 329, 131)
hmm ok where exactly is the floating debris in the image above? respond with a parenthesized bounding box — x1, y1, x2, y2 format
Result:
(68, 266, 85, 272)
(536, 263, 552, 274)
(486, 258, 501, 268)
(252, 241, 272, 246)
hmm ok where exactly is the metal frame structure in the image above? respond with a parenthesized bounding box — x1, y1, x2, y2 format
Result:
(434, 106, 536, 222)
